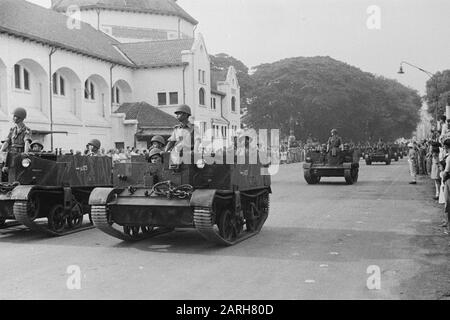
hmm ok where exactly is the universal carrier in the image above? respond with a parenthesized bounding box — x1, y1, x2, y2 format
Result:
(0, 151, 112, 235)
(303, 148, 360, 185)
(89, 151, 272, 246)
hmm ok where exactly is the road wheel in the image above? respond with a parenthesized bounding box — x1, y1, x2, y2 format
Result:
(304, 170, 314, 184)
(344, 169, 354, 185)
(67, 201, 83, 229)
(351, 168, 359, 183)
(218, 209, 241, 242)
(27, 194, 40, 221)
(48, 204, 66, 233)
(245, 193, 269, 232)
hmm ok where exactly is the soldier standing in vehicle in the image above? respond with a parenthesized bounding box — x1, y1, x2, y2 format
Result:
(327, 129, 342, 157)
(0, 107, 32, 153)
(86, 139, 101, 156)
(165, 105, 201, 154)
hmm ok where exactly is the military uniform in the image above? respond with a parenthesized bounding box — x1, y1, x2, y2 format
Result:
(327, 134, 342, 157)
(168, 122, 201, 153)
(86, 139, 101, 157)
(4, 122, 32, 153)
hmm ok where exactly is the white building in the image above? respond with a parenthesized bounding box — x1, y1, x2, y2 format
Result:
(0, 0, 241, 152)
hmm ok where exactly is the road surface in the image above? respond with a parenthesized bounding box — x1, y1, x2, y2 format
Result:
(0, 158, 449, 300)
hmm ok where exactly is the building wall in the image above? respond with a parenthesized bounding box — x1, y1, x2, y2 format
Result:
(217, 66, 241, 133)
(73, 9, 194, 42)
(0, 30, 241, 153)
(133, 66, 184, 116)
(0, 33, 135, 152)
(182, 35, 212, 125)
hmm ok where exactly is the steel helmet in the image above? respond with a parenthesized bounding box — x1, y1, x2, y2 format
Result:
(151, 135, 166, 146)
(13, 107, 27, 120)
(30, 140, 44, 149)
(331, 128, 338, 134)
(149, 148, 162, 159)
(174, 104, 192, 116)
(407, 142, 414, 148)
(88, 139, 101, 150)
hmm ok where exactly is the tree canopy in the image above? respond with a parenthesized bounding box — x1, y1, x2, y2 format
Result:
(244, 56, 422, 142)
(424, 70, 450, 118)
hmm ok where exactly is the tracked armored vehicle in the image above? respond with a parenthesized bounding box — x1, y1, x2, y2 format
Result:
(364, 147, 391, 165)
(389, 144, 400, 161)
(0, 151, 112, 235)
(89, 151, 271, 246)
(303, 148, 360, 185)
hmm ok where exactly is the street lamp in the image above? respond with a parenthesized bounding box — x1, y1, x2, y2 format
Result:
(397, 61, 439, 127)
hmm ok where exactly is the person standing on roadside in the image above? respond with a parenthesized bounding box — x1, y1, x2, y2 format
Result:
(407, 142, 417, 184)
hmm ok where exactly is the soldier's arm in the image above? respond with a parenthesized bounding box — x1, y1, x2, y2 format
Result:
(0, 129, 13, 152)
(0, 141, 9, 152)
(165, 141, 175, 152)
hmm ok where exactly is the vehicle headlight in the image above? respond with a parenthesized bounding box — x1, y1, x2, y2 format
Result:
(21, 158, 31, 168)
(196, 159, 206, 169)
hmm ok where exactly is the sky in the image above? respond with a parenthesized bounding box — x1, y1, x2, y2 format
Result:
(26, 0, 450, 95)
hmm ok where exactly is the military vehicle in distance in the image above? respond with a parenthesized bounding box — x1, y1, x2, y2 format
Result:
(364, 147, 391, 165)
(89, 150, 272, 246)
(0, 151, 112, 235)
(303, 145, 360, 185)
(389, 144, 401, 161)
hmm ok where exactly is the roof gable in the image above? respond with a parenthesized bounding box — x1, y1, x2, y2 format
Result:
(117, 38, 194, 67)
(0, 0, 132, 66)
(116, 102, 179, 127)
(52, 0, 198, 25)
(210, 69, 227, 91)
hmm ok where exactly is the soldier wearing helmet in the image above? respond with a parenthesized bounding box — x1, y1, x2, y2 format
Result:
(150, 136, 166, 150)
(148, 148, 163, 164)
(87, 139, 101, 156)
(327, 128, 342, 156)
(165, 105, 201, 153)
(1, 107, 32, 153)
(30, 140, 44, 153)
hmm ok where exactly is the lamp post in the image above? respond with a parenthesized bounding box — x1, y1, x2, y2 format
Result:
(397, 61, 438, 128)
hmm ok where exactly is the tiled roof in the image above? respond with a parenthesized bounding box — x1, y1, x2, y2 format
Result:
(52, 0, 198, 25)
(210, 69, 227, 91)
(117, 38, 194, 67)
(0, 0, 132, 67)
(116, 102, 179, 128)
(111, 25, 168, 40)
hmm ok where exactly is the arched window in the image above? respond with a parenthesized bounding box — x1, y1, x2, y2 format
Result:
(84, 79, 95, 100)
(112, 85, 120, 104)
(52, 73, 65, 96)
(199, 87, 205, 105)
(231, 96, 236, 112)
(14, 64, 30, 91)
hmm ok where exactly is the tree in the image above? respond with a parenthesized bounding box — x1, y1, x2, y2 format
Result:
(424, 70, 450, 119)
(244, 56, 421, 142)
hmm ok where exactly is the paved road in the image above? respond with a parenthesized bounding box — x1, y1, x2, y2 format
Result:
(0, 158, 449, 300)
